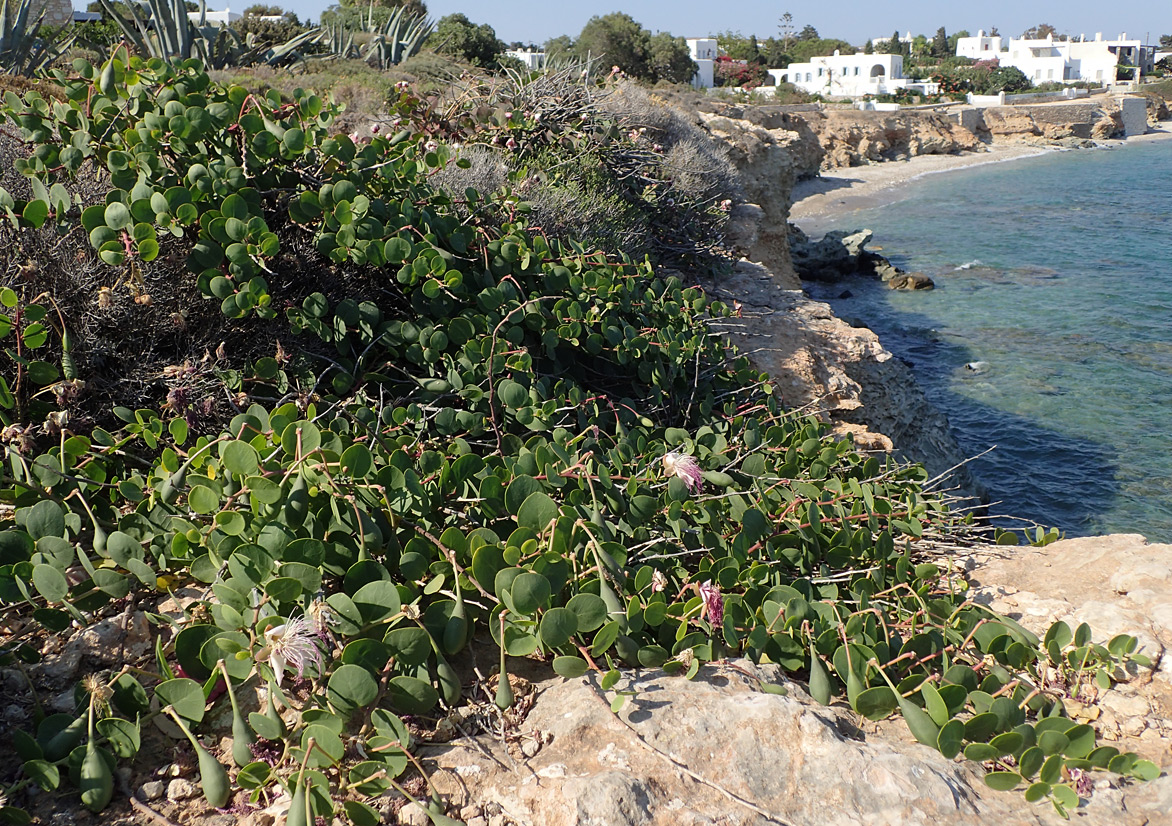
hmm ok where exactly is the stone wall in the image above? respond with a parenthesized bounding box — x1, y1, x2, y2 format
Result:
(29, 0, 73, 28)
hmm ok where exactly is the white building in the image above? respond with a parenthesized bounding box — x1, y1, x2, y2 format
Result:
(506, 49, 545, 71)
(868, 31, 914, 48)
(954, 31, 1152, 85)
(189, 6, 242, 26)
(772, 51, 935, 98)
(686, 38, 716, 88)
(956, 30, 1004, 59)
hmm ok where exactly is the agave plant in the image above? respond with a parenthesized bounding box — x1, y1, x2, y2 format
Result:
(361, 2, 432, 69)
(97, 0, 318, 68)
(312, 0, 432, 70)
(98, 0, 212, 64)
(0, 0, 73, 77)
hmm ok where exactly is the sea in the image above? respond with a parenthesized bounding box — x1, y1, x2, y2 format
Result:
(799, 139, 1172, 541)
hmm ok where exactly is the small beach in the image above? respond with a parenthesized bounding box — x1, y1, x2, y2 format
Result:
(794, 133, 1172, 538)
(789, 124, 1172, 235)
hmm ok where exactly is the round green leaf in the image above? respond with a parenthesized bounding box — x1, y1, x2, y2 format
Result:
(510, 572, 551, 615)
(156, 678, 205, 723)
(566, 593, 608, 633)
(22, 759, 59, 791)
(327, 664, 379, 716)
(552, 655, 588, 678)
(352, 580, 401, 624)
(387, 675, 439, 715)
(937, 718, 965, 760)
(984, 771, 1023, 792)
(517, 491, 559, 532)
(220, 440, 258, 476)
(539, 607, 578, 648)
(31, 564, 68, 602)
(104, 201, 131, 230)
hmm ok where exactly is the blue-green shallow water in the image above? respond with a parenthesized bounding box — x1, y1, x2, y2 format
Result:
(802, 141, 1172, 540)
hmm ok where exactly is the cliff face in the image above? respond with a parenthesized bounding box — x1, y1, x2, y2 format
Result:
(699, 113, 822, 289)
(697, 110, 980, 495)
(788, 109, 984, 168)
(977, 101, 1125, 143)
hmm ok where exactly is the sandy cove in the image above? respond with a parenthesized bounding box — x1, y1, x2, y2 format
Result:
(789, 124, 1172, 235)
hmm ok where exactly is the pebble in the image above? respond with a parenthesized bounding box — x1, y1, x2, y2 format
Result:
(1120, 716, 1147, 737)
(520, 738, 542, 758)
(398, 802, 431, 826)
(139, 780, 165, 801)
(166, 778, 198, 800)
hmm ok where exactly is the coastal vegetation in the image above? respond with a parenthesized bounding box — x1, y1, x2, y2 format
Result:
(0, 48, 1162, 824)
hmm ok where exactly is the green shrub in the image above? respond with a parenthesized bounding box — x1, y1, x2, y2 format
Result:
(0, 56, 1158, 825)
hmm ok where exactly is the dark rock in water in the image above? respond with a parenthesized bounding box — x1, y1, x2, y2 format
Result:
(838, 290, 853, 299)
(888, 273, 935, 290)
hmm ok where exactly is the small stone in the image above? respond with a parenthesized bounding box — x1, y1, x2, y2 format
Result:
(398, 802, 431, 826)
(166, 778, 198, 800)
(459, 805, 483, 820)
(487, 815, 508, 826)
(139, 780, 165, 801)
(1120, 716, 1147, 737)
(520, 738, 542, 758)
(466, 819, 488, 826)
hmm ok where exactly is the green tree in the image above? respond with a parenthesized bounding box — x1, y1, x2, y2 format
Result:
(321, 0, 426, 29)
(778, 11, 794, 51)
(1159, 34, 1172, 48)
(761, 36, 790, 68)
(427, 13, 504, 67)
(574, 12, 651, 77)
(648, 31, 697, 83)
(789, 37, 852, 63)
(932, 27, 948, 57)
(863, 39, 873, 55)
(544, 34, 574, 61)
(1021, 23, 1059, 40)
(987, 65, 1030, 92)
(797, 24, 818, 42)
(714, 30, 760, 62)
(235, 5, 304, 45)
(883, 30, 904, 55)
(947, 29, 969, 54)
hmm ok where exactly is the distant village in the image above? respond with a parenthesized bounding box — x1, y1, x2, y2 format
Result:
(45, 0, 1172, 105)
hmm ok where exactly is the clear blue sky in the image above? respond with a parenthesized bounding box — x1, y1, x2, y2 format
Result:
(80, 1, 1171, 47)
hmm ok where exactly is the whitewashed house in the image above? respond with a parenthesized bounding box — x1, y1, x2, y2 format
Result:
(771, 51, 935, 98)
(686, 38, 716, 88)
(954, 31, 1152, 85)
(955, 30, 1004, 59)
(188, 6, 242, 26)
(506, 49, 545, 71)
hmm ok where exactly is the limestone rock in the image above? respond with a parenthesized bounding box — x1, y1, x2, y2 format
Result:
(786, 109, 982, 170)
(701, 113, 823, 288)
(423, 657, 1172, 825)
(701, 260, 981, 498)
(166, 778, 198, 801)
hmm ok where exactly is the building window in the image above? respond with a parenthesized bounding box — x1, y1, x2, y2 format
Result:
(854, 66, 859, 75)
(818, 68, 823, 76)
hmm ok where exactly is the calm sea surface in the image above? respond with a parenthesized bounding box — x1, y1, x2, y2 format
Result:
(802, 140, 1172, 540)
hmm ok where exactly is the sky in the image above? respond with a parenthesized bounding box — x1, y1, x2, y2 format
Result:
(75, 1, 1171, 47)
(188, 0, 1171, 46)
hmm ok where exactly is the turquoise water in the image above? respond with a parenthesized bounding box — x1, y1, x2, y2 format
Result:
(803, 141, 1172, 540)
